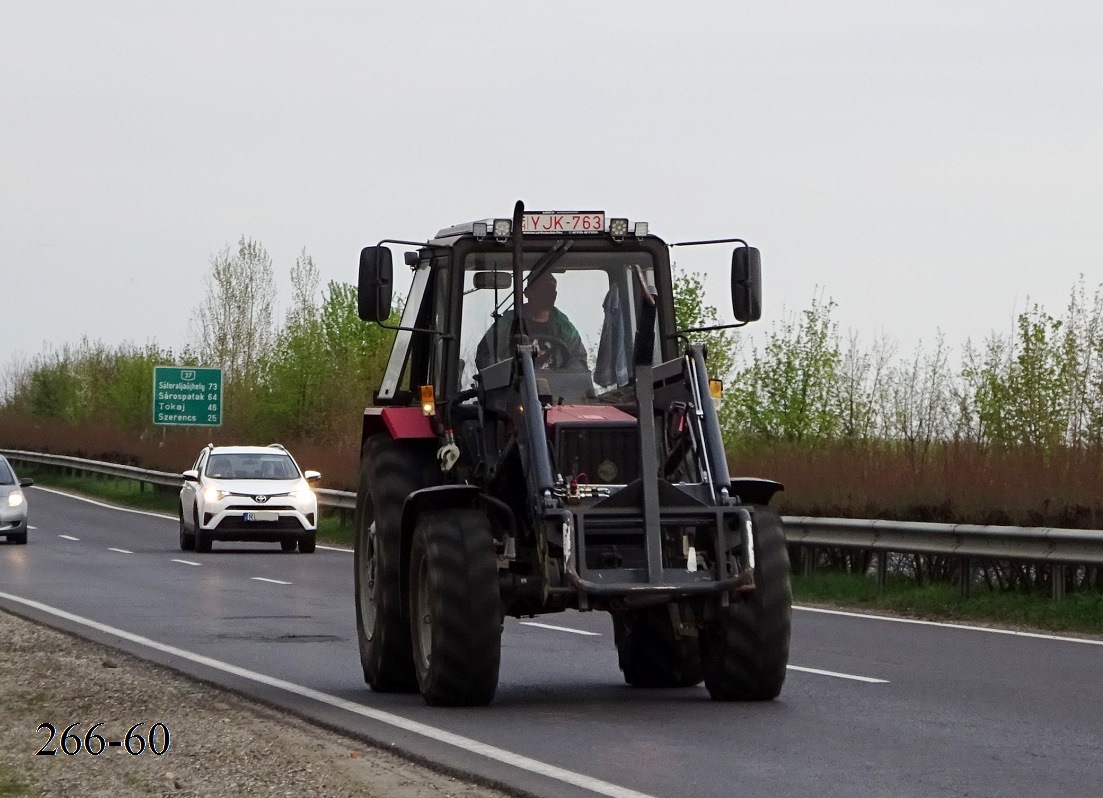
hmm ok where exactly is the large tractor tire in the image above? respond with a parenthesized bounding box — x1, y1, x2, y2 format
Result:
(613, 604, 702, 688)
(354, 434, 437, 693)
(408, 509, 501, 706)
(700, 507, 792, 701)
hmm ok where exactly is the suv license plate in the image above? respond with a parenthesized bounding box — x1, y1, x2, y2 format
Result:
(244, 511, 278, 522)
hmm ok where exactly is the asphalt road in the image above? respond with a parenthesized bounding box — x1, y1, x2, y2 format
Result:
(2, 486, 1101, 798)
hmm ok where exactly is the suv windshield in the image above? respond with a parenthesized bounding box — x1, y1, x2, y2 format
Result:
(459, 250, 657, 401)
(206, 453, 299, 480)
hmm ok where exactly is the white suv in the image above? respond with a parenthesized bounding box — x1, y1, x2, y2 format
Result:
(179, 444, 320, 554)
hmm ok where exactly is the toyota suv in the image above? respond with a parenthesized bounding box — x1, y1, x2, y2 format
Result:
(179, 444, 320, 553)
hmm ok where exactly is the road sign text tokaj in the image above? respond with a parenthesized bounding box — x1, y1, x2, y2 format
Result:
(152, 366, 223, 426)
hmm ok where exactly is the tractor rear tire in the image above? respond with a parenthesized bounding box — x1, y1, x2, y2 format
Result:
(700, 507, 791, 701)
(408, 509, 501, 706)
(354, 434, 437, 693)
(613, 604, 702, 688)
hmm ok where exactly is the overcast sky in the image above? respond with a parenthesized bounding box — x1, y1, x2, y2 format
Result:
(3, 1, 1102, 371)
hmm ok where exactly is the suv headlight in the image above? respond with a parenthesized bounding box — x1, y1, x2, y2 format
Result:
(204, 487, 231, 503)
(7, 491, 23, 508)
(287, 488, 315, 502)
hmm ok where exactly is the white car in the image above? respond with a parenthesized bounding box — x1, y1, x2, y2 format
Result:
(0, 455, 33, 545)
(179, 444, 320, 554)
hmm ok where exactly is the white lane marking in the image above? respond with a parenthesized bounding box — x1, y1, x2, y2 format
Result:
(30, 485, 176, 521)
(519, 621, 602, 637)
(787, 664, 888, 684)
(108, 547, 133, 555)
(58, 534, 80, 541)
(252, 577, 292, 585)
(0, 592, 659, 798)
(172, 559, 200, 567)
(795, 605, 1103, 647)
(318, 544, 351, 553)
(28, 526, 38, 530)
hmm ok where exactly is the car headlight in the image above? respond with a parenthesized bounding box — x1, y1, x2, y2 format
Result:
(7, 491, 23, 508)
(204, 487, 231, 503)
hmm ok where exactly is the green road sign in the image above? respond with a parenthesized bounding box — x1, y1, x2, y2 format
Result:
(153, 366, 223, 426)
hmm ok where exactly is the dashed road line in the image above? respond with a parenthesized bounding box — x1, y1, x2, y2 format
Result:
(171, 559, 201, 567)
(58, 534, 80, 541)
(788, 664, 888, 683)
(519, 621, 602, 636)
(108, 547, 133, 555)
(252, 577, 292, 585)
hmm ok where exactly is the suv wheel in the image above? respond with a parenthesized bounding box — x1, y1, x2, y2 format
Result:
(179, 508, 196, 551)
(194, 507, 212, 553)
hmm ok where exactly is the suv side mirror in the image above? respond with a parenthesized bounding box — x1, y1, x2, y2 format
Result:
(182, 470, 199, 482)
(731, 246, 762, 323)
(19, 477, 33, 488)
(303, 470, 321, 482)
(358, 246, 394, 322)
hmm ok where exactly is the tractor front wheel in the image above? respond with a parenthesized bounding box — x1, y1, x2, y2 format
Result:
(700, 507, 792, 701)
(408, 509, 501, 706)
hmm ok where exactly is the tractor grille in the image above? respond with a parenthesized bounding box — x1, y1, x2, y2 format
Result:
(553, 423, 639, 485)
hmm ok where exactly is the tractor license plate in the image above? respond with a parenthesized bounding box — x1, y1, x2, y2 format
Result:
(522, 212, 605, 234)
(244, 511, 278, 522)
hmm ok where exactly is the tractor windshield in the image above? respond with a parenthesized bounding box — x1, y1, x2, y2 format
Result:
(459, 250, 658, 401)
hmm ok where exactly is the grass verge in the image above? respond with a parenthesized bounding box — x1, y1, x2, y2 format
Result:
(793, 572, 1103, 636)
(18, 466, 355, 548)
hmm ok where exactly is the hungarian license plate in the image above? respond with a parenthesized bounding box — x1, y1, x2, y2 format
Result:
(522, 212, 605, 234)
(244, 511, 278, 522)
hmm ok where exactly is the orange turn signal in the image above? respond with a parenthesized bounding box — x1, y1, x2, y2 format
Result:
(420, 385, 436, 416)
(708, 379, 723, 400)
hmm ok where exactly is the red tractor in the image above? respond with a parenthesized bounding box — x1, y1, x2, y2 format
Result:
(354, 202, 790, 706)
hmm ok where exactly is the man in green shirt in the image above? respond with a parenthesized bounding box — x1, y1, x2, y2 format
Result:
(475, 272, 588, 371)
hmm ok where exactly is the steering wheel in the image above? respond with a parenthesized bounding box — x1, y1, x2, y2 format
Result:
(531, 334, 574, 369)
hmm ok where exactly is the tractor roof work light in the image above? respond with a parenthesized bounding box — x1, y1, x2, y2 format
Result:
(609, 218, 629, 240)
(493, 218, 512, 240)
(634, 221, 649, 237)
(472, 222, 488, 240)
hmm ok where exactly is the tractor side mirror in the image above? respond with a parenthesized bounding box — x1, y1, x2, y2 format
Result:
(472, 271, 512, 290)
(731, 246, 762, 323)
(358, 246, 394, 322)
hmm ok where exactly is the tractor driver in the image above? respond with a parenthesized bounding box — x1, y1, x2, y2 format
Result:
(475, 271, 588, 371)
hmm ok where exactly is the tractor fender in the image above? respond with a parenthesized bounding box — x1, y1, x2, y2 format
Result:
(729, 478, 784, 506)
(361, 408, 435, 454)
(400, 484, 485, 539)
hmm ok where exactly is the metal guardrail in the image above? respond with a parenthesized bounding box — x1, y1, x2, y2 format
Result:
(6, 449, 1103, 598)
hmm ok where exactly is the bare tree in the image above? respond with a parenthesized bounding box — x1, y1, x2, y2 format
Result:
(189, 237, 277, 410)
